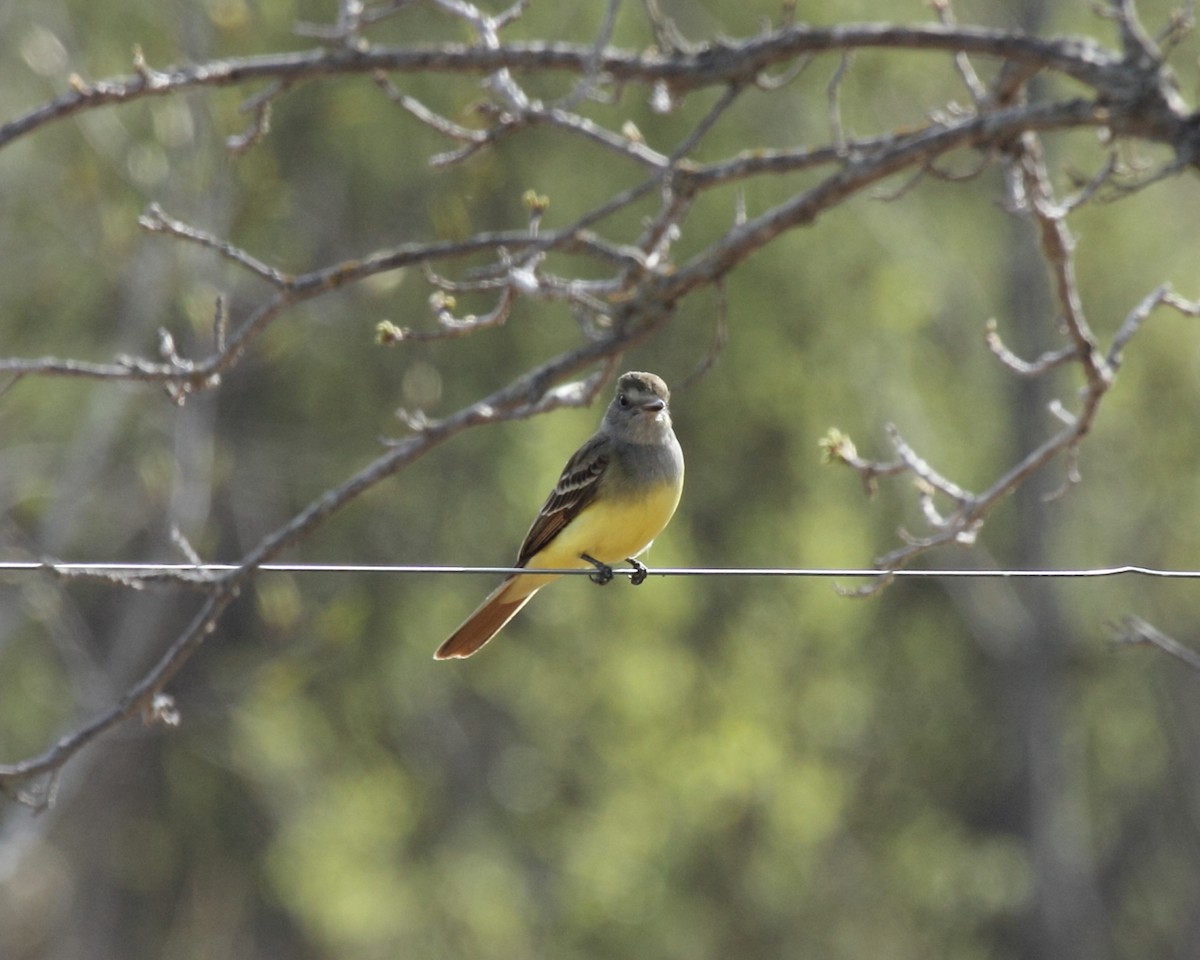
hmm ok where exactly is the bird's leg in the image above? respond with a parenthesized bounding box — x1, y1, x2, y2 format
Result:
(626, 557, 648, 586)
(581, 553, 613, 585)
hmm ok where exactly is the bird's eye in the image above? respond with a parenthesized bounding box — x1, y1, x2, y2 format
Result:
(617, 393, 629, 407)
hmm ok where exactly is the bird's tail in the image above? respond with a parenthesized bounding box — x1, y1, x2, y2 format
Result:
(434, 577, 542, 660)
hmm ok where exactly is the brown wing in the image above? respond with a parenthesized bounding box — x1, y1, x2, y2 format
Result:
(515, 433, 610, 566)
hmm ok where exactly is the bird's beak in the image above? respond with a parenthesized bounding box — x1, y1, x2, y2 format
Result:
(641, 398, 665, 413)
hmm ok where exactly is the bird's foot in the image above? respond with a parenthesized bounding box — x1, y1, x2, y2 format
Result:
(582, 554, 614, 586)
(626, 557, 648, 586)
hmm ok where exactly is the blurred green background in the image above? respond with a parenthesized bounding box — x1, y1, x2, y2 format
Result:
(2, 1, 1200, 958)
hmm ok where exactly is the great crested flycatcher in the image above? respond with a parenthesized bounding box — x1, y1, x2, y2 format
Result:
(435, 371, 684, 659)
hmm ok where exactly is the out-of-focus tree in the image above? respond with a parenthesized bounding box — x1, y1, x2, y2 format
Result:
(2, 1, 1200, 958)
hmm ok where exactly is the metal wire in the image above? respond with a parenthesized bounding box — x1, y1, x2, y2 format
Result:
(1, 561, 1199, 579)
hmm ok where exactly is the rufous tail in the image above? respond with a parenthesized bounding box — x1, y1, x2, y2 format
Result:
(434, 578, 540, 659)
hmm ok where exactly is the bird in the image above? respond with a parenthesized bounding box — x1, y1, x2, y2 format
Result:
(435, 371, 684, 659)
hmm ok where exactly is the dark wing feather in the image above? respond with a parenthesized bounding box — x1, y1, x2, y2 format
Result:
(516, 433, 610, 566)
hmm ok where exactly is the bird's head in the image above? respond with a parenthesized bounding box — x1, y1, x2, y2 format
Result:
(605, 371, 673, 441)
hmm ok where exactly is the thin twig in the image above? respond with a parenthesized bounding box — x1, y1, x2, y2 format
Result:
(226, 80, 287, 154)
(1108, 284, 1200, 369)
(679, 278, 729, 389)
(930, 0, 987, 103)
(139, 204, 291, 287)
(985, 319, 1079, 376)
(827, 52, 853, 155)
(1114, 615, 1200, 672)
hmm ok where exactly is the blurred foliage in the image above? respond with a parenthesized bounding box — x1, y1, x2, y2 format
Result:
(2, 1, 1200, 959)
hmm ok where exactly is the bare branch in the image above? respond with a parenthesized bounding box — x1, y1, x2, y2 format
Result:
(557, 0, 624, 109)
(139, 204, 290, 287)
(1011, 133, 1112, 394)
(226, 80, 286, 154)
(824, 122, 1185, 574)
(678, 278, 730, 389)
(1113, 615, 1200, 672)
(1061, 150, 1119, 210)
(642, 0, 696, 55)
(820, 428, 908, 497)
(1108, 284, 1200, 369)
(930, 0, 987, 103)
(827, 53, 853, 154)
(886, 423, 975, 508)
(5, 24, 1174, 155)
(374, 71, 488, 145)
(1102, 0, 1161, 63)
(0, 590, 237, 804)
(985, 319, 1078, 376)
(527, 103, 670, 168)
(379, 287, 517, 342)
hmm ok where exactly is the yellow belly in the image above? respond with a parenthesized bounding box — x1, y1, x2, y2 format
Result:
(503, 480, 682, 600)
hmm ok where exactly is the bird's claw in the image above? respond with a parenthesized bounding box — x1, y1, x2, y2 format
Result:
(627, 557, 648, 586)
(582, 554, 614, 586)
